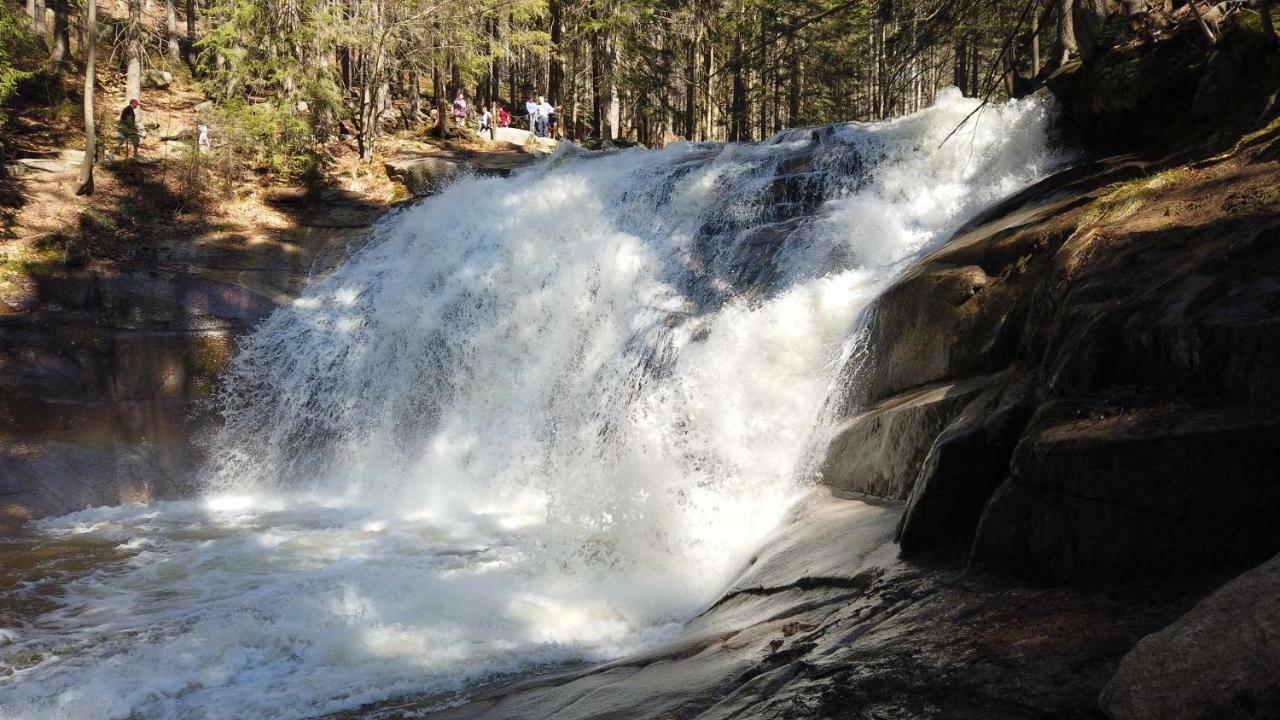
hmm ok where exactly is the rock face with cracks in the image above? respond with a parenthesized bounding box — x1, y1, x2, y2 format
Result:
(821, 146, 1280, 584)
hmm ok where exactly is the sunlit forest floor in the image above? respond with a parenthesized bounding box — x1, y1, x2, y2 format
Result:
(0, 60, 541, 315)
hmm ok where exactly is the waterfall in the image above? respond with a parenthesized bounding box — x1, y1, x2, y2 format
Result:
(0, 89, 1059, 720)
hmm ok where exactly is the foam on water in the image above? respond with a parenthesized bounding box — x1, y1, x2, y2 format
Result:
(0, 89, 1061, 720)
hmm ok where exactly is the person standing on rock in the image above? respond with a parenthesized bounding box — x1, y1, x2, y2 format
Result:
(107, 98, 144, 161)
(479, 107, 493, 139)
(545, 100, 560, 139)
(452, 92, 468, 127)
(536, 96, 552, 138)
(498, 106, 510, 128)
(525, 96, 538, 133)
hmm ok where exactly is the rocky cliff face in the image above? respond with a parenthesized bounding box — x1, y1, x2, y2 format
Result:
(821, 142, 1280, 584)
(0, 191, 384, 531)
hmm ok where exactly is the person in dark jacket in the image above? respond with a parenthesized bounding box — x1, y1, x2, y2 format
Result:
(107, 98, 144, 160)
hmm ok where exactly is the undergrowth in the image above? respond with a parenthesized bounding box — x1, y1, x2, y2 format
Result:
(1081, 168, 1194, 225)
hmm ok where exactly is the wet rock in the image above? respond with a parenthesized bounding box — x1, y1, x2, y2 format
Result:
(896, 375, 1032, 552)
(1040, 222, 1280, 403)
(340, 492, 1194, 720)
(0, 195, 383, 525)
(1100, 552, 1280, 720)
(0, 436, 195, 524)
(971, 398, 1280, 582)
(821, 374, 998, 499)
(851, 264, 994, 406)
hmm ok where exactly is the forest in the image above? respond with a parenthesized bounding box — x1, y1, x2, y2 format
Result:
(7, 0, 1271, 186)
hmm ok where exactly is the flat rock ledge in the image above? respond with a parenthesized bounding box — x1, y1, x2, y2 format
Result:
(332, 491, 1198, 720)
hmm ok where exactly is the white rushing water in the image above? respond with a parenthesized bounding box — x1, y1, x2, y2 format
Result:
(0, 89, 1060, 720)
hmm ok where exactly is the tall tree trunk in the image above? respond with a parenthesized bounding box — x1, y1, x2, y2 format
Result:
(969, 43, 979, 97)
(184, 0, 196, 64)
(683, 31, 697, 139)
(789, 41, 800, 126)
(1057, 0, 1078, 65)
(604, 37, 618, 143)
(489, 17, 500, 105)
(407, 67, 421, 124)
(758, 8, 768, 139)
(435, 97, 450, 137)
(1030, 10, 1042, 77)
(32, 0, 46, 36)
(591, 14, 604, 138)
(126, 0, 143, 102)
(506, 12, 516, 104)
(548, 0, 563, 105)
(166, 0, 180, 62)
(50, 0, 70, 63)
(76, 0, 98, 196)
(728, 14, 747, 142)
(703, 44, 713, 140)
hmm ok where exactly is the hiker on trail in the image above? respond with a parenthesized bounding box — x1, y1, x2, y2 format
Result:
(479, 107, 493, 137)
(197, 122, 210, 154)
(536, 96, 553, 139)
(452, 92, 468, 126)
(498, 106, 510, 128)
(108, 98, 144, 160)
(524, 96, 538, 132)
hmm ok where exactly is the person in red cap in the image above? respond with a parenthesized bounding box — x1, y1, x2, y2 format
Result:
(107, 98, 144, 160)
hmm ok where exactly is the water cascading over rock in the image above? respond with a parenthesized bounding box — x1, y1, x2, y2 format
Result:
(0, 90, 1059, 720)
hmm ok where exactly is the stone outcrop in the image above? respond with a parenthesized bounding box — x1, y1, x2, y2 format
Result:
(896, 374, 1032, 552)
(816, 127, 1280, 582)
(384, 147, 534, 197)
(1100, 551, 1280, 720)
(385, 156, 465, 196)
(1049, 6, 1280, 150)
(821, 374, 1003, 500)
(972, 399, 1280, 581)
(0, 191, 385, 530)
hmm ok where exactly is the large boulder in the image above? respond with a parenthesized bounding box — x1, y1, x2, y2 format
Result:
(1100, 552, 1280, 719)
(971, 398, 1280, 582)
(847, 263, 998, 407)
(818, 140, 1280, 582)
(143, 69, 174, 89)
(385, 155, 463, 196)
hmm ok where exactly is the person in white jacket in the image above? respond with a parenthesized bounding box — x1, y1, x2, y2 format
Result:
(536, 97, 554, 138)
